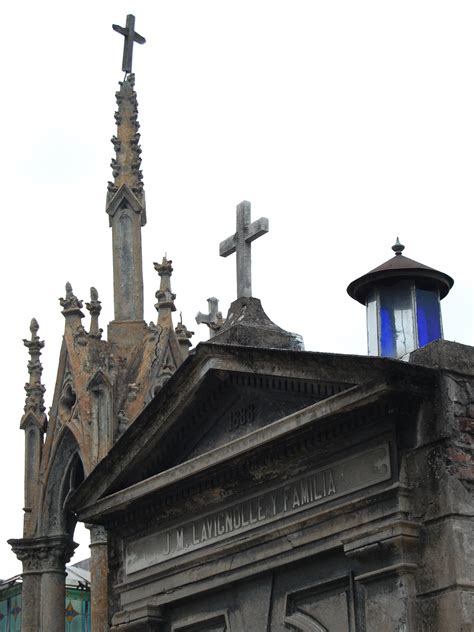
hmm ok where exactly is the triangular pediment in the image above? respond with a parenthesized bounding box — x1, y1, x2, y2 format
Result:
(87, 369, 112, 392)
(70, 342, 435, 524)
(71, 344, 383, 511)
(110, 369, 353, 498)
(176, 370, 349, 464)
(105, 183, 146, 224)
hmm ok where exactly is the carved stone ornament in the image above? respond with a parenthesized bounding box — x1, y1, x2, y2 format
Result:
(175, 314, 194, 348)
(118, 409, 130, 435)
(106, 73, 146, 209)
(59, 282, 84, 314)
(21, 318, 47, 430)
(86, 286, 103, 339)
(8, 535, 77, 573)
(86, 524, 108, 546)
(154, 257, 176, 313)
(59, 378, 77, 423)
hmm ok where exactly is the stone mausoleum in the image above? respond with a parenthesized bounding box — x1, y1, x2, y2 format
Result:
(9, 14, 474, 632)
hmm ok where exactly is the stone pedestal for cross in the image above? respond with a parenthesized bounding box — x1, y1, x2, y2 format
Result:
(196, 297, 224, 338)
(219, 201, 269, 299)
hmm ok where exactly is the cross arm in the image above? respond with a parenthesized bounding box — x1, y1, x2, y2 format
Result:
(112, 23, 146, 43)
(246, 217, 269, 243)
(112, 24, 127, 36)
(195, 312, 211, 325)
(219, 234, 237, 258)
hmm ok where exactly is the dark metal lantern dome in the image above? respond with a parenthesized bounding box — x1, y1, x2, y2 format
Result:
(347, 238, 454, 305)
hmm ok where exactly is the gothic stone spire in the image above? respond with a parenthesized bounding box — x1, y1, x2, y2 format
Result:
(107, 73, 146, 208)
(106, 63, 146, 322)
(21, 319, 47, 431)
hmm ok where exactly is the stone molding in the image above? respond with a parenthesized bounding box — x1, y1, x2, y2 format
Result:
(343, 519, 421, 580)
(111, 605, 165, 631)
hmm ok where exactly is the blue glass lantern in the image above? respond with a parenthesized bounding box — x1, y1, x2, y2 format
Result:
(347, 239, 454, 359)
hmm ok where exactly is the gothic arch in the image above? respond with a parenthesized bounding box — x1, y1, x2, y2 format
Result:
(40, 426, 85, 538)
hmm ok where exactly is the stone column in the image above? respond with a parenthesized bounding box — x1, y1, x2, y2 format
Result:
(41, 568, 67, 632)
(8, 535, 76, 632)
(40, 535, 77, 632)
(88, 524, 110, 632)
(8, 538, 42, 632)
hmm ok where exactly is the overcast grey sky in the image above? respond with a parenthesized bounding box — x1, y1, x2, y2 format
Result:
(1, 1, 473, 577)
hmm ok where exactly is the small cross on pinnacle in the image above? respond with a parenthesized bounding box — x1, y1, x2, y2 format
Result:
(196, 297, 225, 338)
(112, 14, 146, 75)
(220, 201, 269, 299)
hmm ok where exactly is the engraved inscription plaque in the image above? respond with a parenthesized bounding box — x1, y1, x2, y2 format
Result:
(126, 444, 391, 575)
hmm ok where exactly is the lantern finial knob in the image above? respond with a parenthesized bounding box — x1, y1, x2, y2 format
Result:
(392, 237, 405, 256)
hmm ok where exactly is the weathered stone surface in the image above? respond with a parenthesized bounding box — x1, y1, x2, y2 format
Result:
(68, 339, 473, 631)
(410, 338, 474, 377)
(209, 296, 304, 350)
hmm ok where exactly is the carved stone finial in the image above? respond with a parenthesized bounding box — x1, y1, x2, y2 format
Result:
(21, 319, 47, 431)
(175, 314, 194, 359)
(59, 282, 83, 313)
(106, 73, 146, 209)
(154, 257, 176, 318)
(86, 287, 103, 339)
(30, 318, 39, 338)
(196, 297, 225, 338)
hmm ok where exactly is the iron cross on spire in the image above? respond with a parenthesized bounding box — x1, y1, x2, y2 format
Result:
(220, 201, 269, 299)
(112, 14, 146, 74)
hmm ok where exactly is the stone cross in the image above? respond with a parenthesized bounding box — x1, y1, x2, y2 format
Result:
(112, 14, 146, 74)
(196, 297, 224, 338)
(219, 201, 269, 299)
